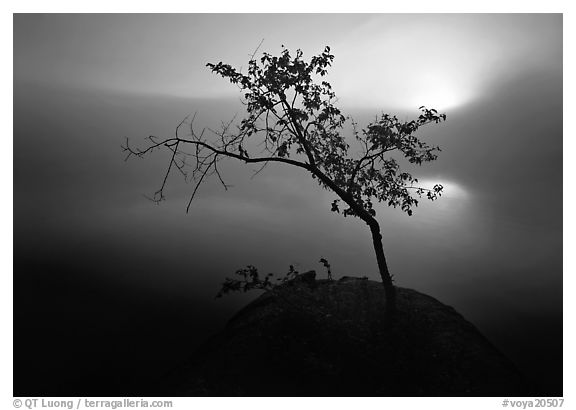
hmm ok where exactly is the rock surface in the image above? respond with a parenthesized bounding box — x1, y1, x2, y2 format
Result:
(158, 273, 528, 396)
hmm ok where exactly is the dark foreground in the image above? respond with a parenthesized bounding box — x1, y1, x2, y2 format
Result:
(156, 273, 529, 396)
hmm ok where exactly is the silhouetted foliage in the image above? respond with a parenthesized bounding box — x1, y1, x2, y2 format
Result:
(216, 264, 299, 298)
(216, 259, 334, 298)
(319, 258, 332, 281)
(216, 265, 274, 298)
(124, 45, 446, 313)
(281, 264, 300, 284)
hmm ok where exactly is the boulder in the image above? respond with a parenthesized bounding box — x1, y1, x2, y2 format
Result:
(159, 276, 528, 396)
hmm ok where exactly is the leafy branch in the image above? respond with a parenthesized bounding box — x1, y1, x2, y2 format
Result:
(216, 258, 334, 298)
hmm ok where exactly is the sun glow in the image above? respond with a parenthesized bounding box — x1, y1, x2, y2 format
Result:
(407, 76, 470, 111)
(329, 16, 522, 111)
(418, 179, 468, 200)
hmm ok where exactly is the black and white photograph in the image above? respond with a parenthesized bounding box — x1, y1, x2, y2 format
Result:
(12, 12, 564, 399)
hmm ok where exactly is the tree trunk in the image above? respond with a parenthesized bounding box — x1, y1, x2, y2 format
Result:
(368, 221, 397, 315)
(307, 167, 397, 314)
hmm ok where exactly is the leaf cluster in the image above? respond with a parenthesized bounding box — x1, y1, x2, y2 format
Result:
(125, 45, 447, 223)
(319, 257, 332, 281)
(207, 46, 447, 220)
(216, 264, 301, 298)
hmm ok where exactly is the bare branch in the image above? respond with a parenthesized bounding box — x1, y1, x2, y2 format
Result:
(249, 38, 265, 60)
(186, 160, 211, 213)
(250, 161, 270, 180)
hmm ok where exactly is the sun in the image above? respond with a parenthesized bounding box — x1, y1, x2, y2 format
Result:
(330, 17, 497, 112)
(418, 179, 468, 199)
(407, 76, 470, 111)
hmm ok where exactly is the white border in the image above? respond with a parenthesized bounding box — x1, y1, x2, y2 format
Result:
(5, 3, 573, 409)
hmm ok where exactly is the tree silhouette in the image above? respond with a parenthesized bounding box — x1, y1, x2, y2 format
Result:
(123, 46, 446, 313)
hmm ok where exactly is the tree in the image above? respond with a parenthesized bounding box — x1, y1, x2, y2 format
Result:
(123, 46, 446, 314)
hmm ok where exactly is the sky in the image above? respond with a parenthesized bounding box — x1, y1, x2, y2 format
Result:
(13, 14, 563, 396)
(15, 14, 561, 108)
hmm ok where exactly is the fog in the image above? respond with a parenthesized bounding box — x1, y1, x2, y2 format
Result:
(13, 13, 562, 395)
